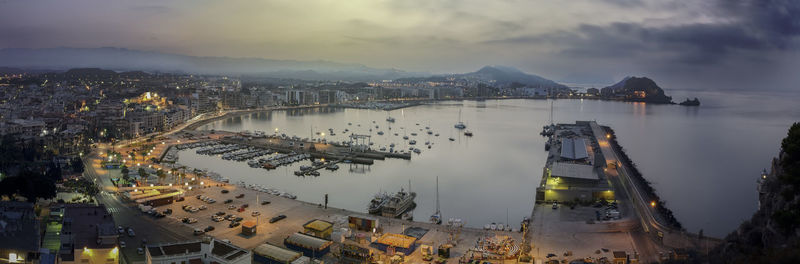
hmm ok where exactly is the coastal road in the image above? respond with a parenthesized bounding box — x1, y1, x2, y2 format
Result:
(84, 150, 193, 264)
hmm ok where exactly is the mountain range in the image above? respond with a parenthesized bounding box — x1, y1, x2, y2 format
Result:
(0, 47, 421, 81)
(1, 47, 580, 90)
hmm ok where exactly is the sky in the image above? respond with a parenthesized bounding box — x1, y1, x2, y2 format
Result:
(1, 0, 799, 89)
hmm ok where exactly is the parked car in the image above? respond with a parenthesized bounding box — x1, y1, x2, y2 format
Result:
(204, 226, 215, 232)
(241, 204, 249, 208)
(193, 229, 204, 236)
(120, 241, 126, 248)
(128, 229, 136, 237)
(228, 221, 241, 228)
(216, 211, 226, 216)
(552, 202, 558, 209)
(176, 197, 185, 202)
(163, 209, 173, 215)
(237, 207, 245, 212)
(234, 217, 244, 222)
(224, 199, 233, 204)
(118, 226, 125, 234)
(137, 248, 144, 255)
(228, 205, 237, 210)
(221, 190, 229, 194)
(211, 216, 222, 222)
(198, 205, 207, 210)
(269, 214, 287, 223)
(235, 194, 245, 198)
(261, 201, 271, 205)
(251, 211, 260, 216)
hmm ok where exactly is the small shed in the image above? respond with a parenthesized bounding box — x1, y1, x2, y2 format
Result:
(348, 215, 379, 232)
(371, 233, 418, 256)
(303, 219, 333, 239)
(612, 251, 627, 264)
(242, 221, 257, 236)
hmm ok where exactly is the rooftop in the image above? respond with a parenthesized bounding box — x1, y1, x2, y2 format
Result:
(303, 219, 333, 231)
(560, 137, 589, 160)
(284, 232, 333, 249)
(0, 202, 40, 252)
(551, 162, 597, 180)
(253, 243, 301, 262)
(376, 233, 416, 249)
(59, 204, 117, 249)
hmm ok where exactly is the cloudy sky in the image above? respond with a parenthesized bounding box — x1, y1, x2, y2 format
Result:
(1, 0, 799, 89)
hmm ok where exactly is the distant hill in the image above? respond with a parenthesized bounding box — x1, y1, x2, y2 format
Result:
(399, 65, 570, 90)
(0, 67, 59, 75)
(468, 66, 567, 88)
(600, 76, 673, 104)
(0, 47, 423, 81)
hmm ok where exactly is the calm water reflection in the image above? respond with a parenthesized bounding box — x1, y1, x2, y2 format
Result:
(178, 90, 800, 237)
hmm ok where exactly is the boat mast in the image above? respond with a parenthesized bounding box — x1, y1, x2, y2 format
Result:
(435, 176, 440, 213)
(549, 100, 554, 125)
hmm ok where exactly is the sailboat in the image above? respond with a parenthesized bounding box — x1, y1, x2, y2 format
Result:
(386, 112, 396, 123)
(454, 109, 467, 129)
(430, 176, 442, 224)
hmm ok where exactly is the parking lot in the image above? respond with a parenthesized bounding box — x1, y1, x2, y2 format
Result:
(530, 203, 639, 261)
(136, 181, 354, 250)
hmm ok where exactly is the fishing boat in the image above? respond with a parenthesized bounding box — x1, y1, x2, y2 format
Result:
(377, 131, 384, 135)
(449, 137, 455, 141)
(464, 130, 473, 137)
(386, 117, 395, 122)
(454, 109, 467, 129)
(409, 140, 417, 145)
(402, 211, 414, 221)
(381, 186, 417, 218)
(430, 176, 442, 225)
(368, 192, 390, 214)
(325, 164, 339, 170)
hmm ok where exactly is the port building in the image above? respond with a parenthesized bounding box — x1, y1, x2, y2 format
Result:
(537, 121, 615, 202)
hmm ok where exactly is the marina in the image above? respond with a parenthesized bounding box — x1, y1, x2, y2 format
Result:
(178, 93, 798, 237)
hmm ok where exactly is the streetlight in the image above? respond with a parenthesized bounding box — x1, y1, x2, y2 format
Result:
(650, 201, 656, 208)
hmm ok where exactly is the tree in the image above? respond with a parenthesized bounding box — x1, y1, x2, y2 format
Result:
(45, 162, 62, 181)
(0, 170, 57, 201)
(137, 167, 147, 182)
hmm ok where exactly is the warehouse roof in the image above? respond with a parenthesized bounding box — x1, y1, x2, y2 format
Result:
(285, 232, 333, 249)
(253, 243, 301, 262)
(551, 162, 597, 180)
(560, 138, 589, 160)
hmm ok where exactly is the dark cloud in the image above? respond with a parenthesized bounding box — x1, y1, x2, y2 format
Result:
(487, 0, 799, 66)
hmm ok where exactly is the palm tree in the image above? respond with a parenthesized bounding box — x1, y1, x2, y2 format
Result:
(169, 168, 178, 183)
(156, 169, 166, 185)
(137, 167, 147, 184)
